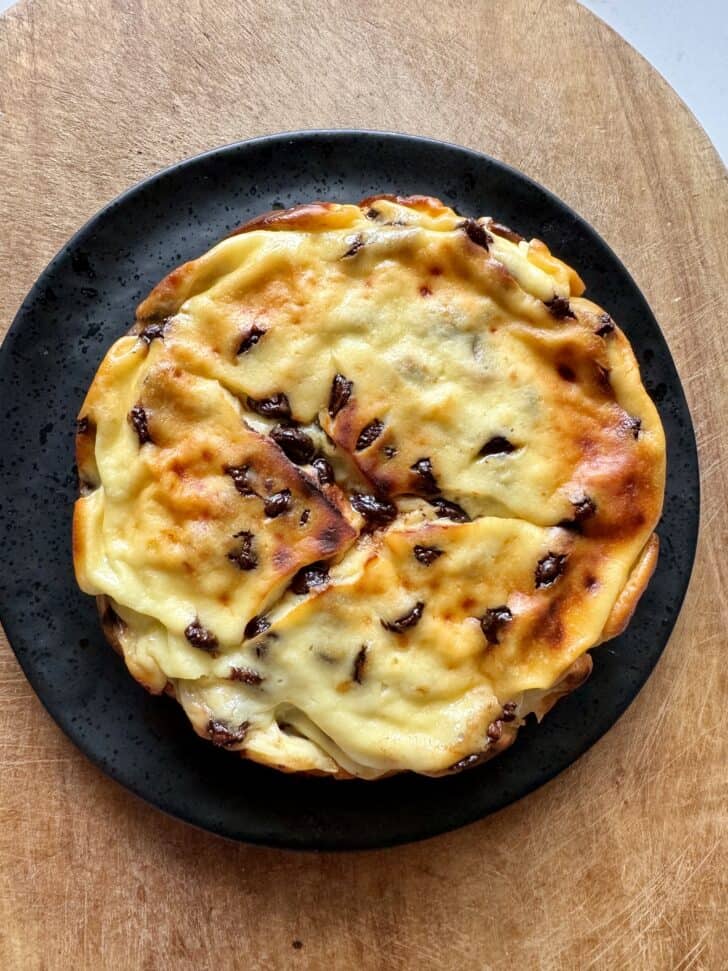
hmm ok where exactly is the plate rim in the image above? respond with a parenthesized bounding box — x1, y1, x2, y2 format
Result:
(0, 129, 700, 850)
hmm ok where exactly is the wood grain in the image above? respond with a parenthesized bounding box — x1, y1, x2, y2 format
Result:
(1, 1, 726, 968)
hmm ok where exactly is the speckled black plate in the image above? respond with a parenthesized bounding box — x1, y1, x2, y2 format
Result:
(0, 131, 698, 850)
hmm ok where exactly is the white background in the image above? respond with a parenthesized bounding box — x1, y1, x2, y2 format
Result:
(0, 0, 725, 160)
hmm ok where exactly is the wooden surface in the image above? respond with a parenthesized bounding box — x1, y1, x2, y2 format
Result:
(1, 1, 726, 968)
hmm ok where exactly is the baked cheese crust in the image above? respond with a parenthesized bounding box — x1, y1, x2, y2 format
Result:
(73, 196, 666, 778)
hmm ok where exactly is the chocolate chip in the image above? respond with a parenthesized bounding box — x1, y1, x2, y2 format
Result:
(382, 601, 425, 633)
(342, 234, 364, 258)
(237, 324, 266, 355)
(460, 218, 493, 250)
(557, 364, 576, 382)
(413, 544, 444, 566)
(535, 552, 568, 588)
(224, 464, 256, 496)
(299, 508, 311, 525)
(244, 614, 270, 640)
(573, 495, 596, 522)
(264, 489, 292, 517)
(352, 645, 368, 684)
(229, 666, 264, 685)
(184, 619, 218, 653)
(427, 497, 471, 522)
(479, 436, 515, 457)
(595, 313, 615, 337)
(271, 425, 316, 465)
(128, 404, 152, 445)
(227, 531, 257, 571)
(356, 419, 385, 451)
(501, 701, 517, 722)
(625, 416, 642, 439)
(487, 221, 523, 244)
(246, 393, 291, 419)
(207, 719, 248, 747)
(480, 606, 512, 645)
(383, 445, 398, 459)
(487, 720, 503, 742)
(76, 416, 91, 435)
(311, 456, 334, 485)
(291, 562, 329, 595)
(350, 493, 397, 528)
(449, 753, 480, 772)
(545, 296, 576, 320)
(410, 457, 439, 494)
(328, 374, 353, 418)
(139, 318, 169, 344)
(366, 208, 380, 220)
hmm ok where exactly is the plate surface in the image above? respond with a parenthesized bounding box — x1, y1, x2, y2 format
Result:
(0, 131, 698, 850)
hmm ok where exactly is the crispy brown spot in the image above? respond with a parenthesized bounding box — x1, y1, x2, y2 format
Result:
(237, 324, 266, 355)
(311, 456, 334, 485)
(244, 614, 270, 640)
(207, 719, 248, 747)
(271, 425, 316, 465)
(264, 489, 292, 517)
(479, 436, 516, 457)
(419, 284, 432, 297)
(184, 619, 218, 653)
(352, 645, 368, 684)
(356, 419, 385, 451)
(229, 666, 264, 686)
(480, 606, 512, 645)
(487, 720, 503, 742)
(410, 457, 439, 494)
(291, 562, 329, 595)
(428, 497, 471, 522)
(328, 374, 353, 418)
(246, 393, 291, 420)
(535, 552, 568, 588)
(460, 218, 493, 250)
(584, 574, 599, 591)
(487, 220, 523, 244)
(596, 312, 615, 337)
(413, 544, 443, 566)
(545, 296, 576, 320)
(129, 404, 152, 445)
(350, 492, 397, 528)
(227, 531, 257, 571)
(382, 601, 425, 633)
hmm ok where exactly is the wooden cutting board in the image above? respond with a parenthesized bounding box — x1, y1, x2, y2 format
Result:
(1, 1, 726, 968)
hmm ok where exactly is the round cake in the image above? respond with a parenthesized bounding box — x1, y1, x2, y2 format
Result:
(72, 195, 666, 778)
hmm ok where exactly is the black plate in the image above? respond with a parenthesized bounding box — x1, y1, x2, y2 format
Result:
(0, 131, 698, 850)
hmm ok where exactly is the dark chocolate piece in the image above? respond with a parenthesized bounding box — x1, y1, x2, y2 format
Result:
(246, 393, 291, 420)
(229, 666, 264, 686)
(342, 234, 364, 258)
(184, 619, 218, 653)
(207, 719, 248, 747)
(501, 701, 517, 722)
(460, 218, 493, 250)
(224, 464, 255, 496)
(290, 562, 329, 595)
(352, 645, 368, 684)
(227, 531, 257, 571)
(480, 606, 512, 645)
(311, 456, 334, 486)
(356, 419, 385, 451)
(264, 489, 292, 517)
(595, 313, 615, 337)
(410, 457, 439, 494)
(487, 719, 503, 742)
(413, 544, 444, 566)
(535, 552, 568, 588)
(244, 614, 271, 640)
(139, 318, 169, 344)
(129, 404, 152, 445)
(381, 601, 425, 633)
(479, 436, 515, 457)
(237, 324, 266, 355)
(271, 425, 316, 465)
(328, 374, 353, 418)
(350, 493, 397, 528)
(428, 497, 471, 522)
(545, 296, 576, 320)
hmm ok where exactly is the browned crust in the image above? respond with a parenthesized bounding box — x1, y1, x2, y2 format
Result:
(226, 202, 339, 236)
(530, 653, 594, 722)
(358, 193, 449, 215)
(598, 533, 660, 643)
